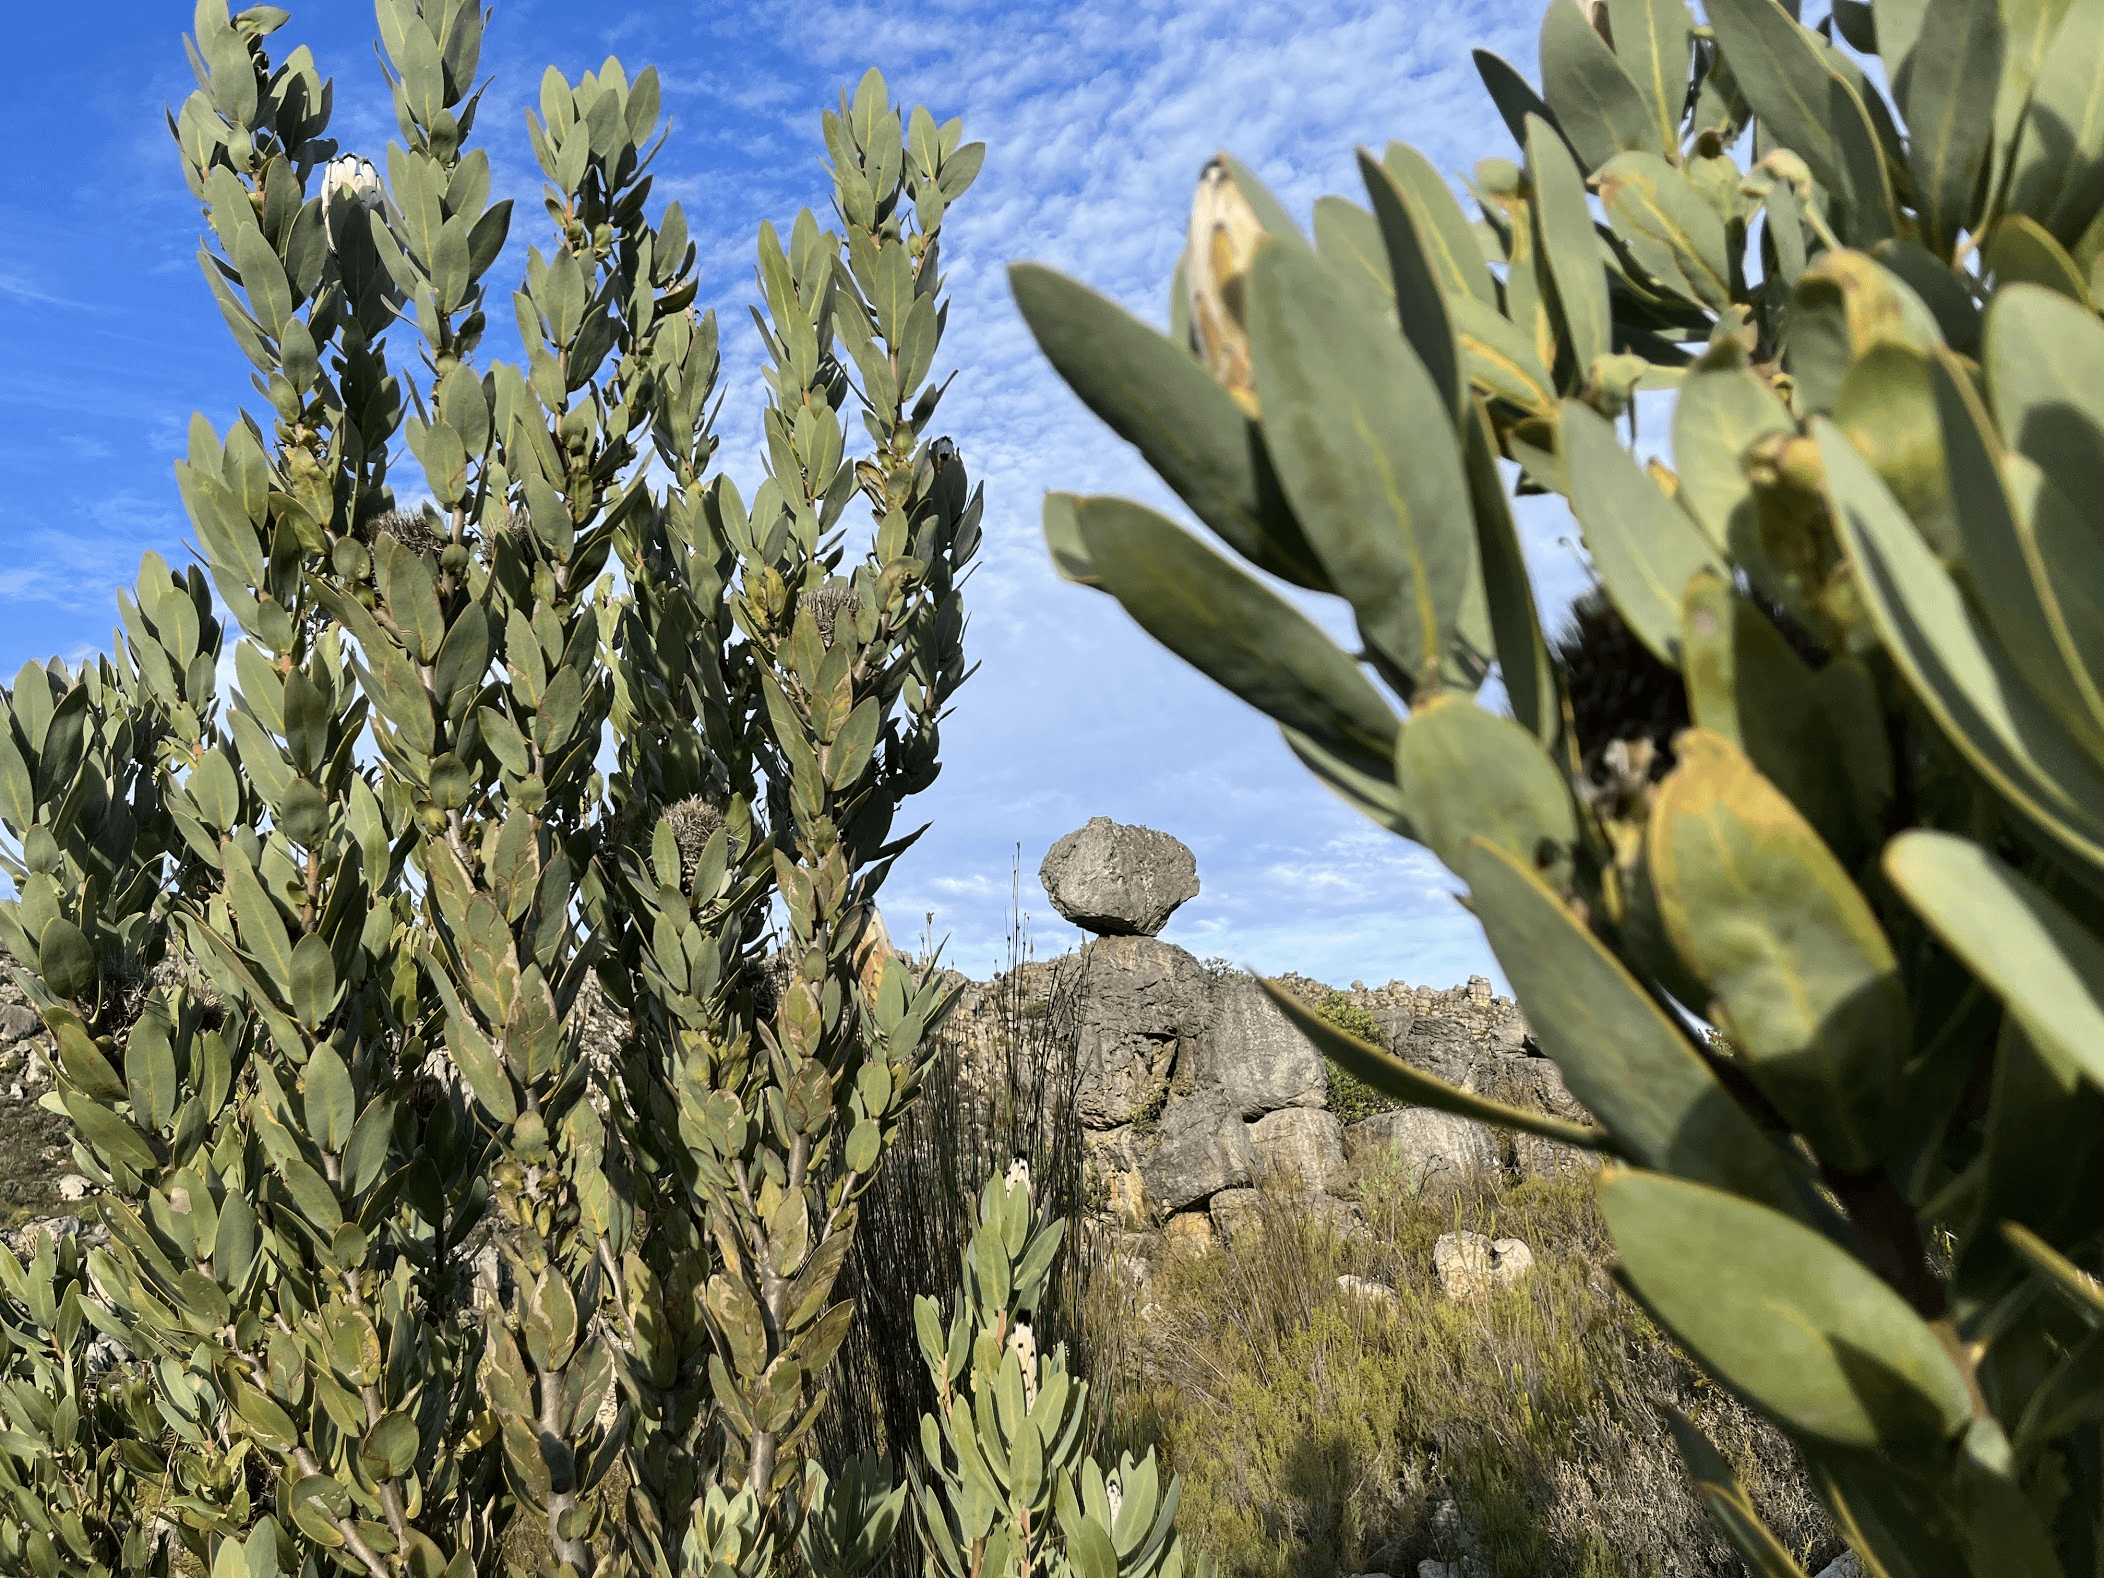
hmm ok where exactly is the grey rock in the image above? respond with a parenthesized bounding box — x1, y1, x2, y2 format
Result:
(1140, 1090, 1257, 1211)
(1471, 1054, 1598, 1180)
(0, 1005, 38, 1042)
(1344, 1108, 1498, 1203)
(1062, 937, 1213, 1130)
(1247, 1107, 1348, 1195)
(1040, 817, 1199, 937)
(1210, 1185, 1363, 1246)
(1193, 976, 1326, 1116)
(1813, 1555, 1862, 1578)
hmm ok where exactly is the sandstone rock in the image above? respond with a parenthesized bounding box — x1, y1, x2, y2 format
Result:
(56, 1173, 92, 1202)
(1208, 1187, 1265, 1246)
(1813, 1555, 1862, 1578)
(1434, 1230, 1534, 1299)
(0, 1005, 38, 1042)
(1062, 936, 1212, 1129)
(1194, 976, 1326, 1116)
(1139, 1090, 1257, 1211)
(1344, 1108, 1498, 1202)
(1472, 1054, 1598, 1180)
(1210, 1185, 1362, 1245)
(1248, 1106, 1348, 1194)
(1162, 1209, 1216, 1253)
(1039, 817, 1200, 937)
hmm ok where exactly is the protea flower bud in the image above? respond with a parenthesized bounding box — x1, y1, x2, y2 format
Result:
(1006, 1317, 1038, 1410)
(1185, 157, 1265, 418)
(320, 154, 384, 249)
(1003, 1156, 1031, 1199)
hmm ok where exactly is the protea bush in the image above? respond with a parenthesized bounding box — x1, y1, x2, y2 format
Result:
(0, 5, 1199, 1577)
(1017, 0, 2104, 1570)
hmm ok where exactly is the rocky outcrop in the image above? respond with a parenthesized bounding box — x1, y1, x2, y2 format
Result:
(1060, 936, 1210, 1130)
(1039, 817, 1200, 937)
(1344, 1108, 1499, 1204)
(1039, 923, 1587, 1256)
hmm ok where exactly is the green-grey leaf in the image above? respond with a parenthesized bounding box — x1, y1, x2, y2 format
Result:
(1528, 116, 1614, 371)
(1648, 730, 1905, 1170)
(1562, 399, 1725, 665)
(1673, 342, 1797, 557)
(1537, 5, 1664, 170)
(1358, 151, 1465, 423)
(1008, 264, 1331, 590)
(1886, 830, 2104, 1092)
(1903, 0, 2002, 254)
(1261, 979, 1619, 1155)
(1379, 143, 1497, 307)
(1598, 152, 1734, 312)
(1820, 415, 2104, 887)
(1454, 837, 1807, 1214)
(1604, 1169, 1973, 1449)
(1396, 695, 1576, 884)
(303, 1040, 355, 1154)
(1246, 237, 1474, 691)
(2003, 0, 2104, 247)
(1608, 0, 1697, 156)
(38, 918, 96, 1000)
(1706, 0, 1897, 244)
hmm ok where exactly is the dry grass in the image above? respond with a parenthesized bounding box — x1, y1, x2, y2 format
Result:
(1085, 1159, 1841, 1578)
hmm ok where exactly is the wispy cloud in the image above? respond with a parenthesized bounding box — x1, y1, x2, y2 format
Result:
(3, 0, 1565, 992)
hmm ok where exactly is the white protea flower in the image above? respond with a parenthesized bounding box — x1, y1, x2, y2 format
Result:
(1006, 1317, 1039, 1410)
(321, 154, 384, 248)
(1105, 1473, 1124, 1530)
(1004, 1155, 1031, 1199)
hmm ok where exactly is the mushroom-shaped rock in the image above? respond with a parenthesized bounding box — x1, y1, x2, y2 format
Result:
(1039, 817, 1199, 937)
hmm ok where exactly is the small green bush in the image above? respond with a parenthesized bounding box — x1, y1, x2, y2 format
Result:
(1314, 993, 1399, 1123)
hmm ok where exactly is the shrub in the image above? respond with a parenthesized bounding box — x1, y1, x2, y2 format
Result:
(1311, 993, 1397, 1123)
(1014, 0, 2104, 1568)
(1094, 1168, 1835, 1578)
(0, 5, 1195, 1576)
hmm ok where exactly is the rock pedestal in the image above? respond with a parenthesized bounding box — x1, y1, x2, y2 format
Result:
(1040, 817, 1199, 937)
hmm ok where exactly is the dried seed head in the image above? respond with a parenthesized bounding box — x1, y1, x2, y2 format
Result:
(1186, 157, 1265, 417)
(1552, 586, 1688, 788)
(805, 583, 862, 650)
(664, 795, 726, 892)
(368, 507, 449, 558)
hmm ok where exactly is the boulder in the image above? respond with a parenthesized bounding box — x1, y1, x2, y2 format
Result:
(1193, 976, 1326, 1116)
(1433, 1230, 1534, 1299)
(1248, 1107, 1348, 1194)
(1039, 817, 1199, 937)
(1139, 1090, 1257, 1211)
(1162, 1209, 1216, 1254)
(0, 1005, 38, 1043)
(1344, 1108, 1498, 1202)
(1471, 1054, 1597, 1180)
(1812, 1555, 1862, 1578)
(1061, 936, 1213, 1129)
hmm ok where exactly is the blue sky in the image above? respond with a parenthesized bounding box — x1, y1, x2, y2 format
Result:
(0, 0, 1592, 987)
